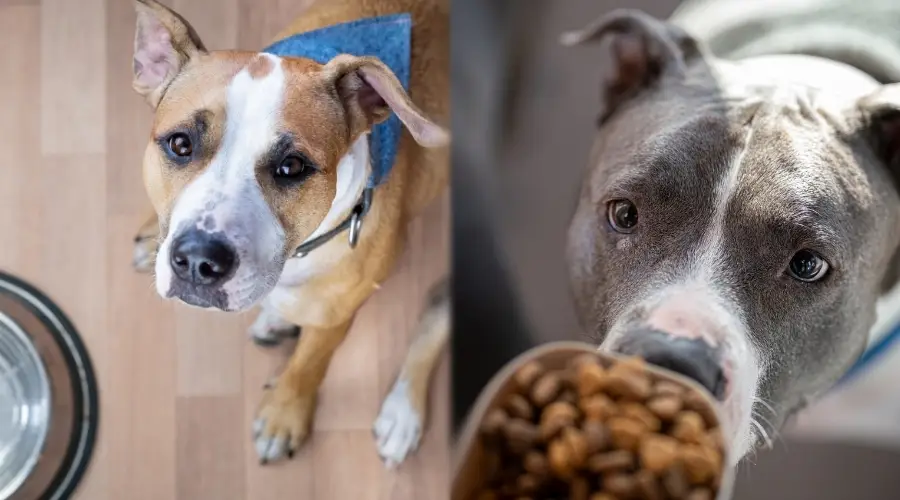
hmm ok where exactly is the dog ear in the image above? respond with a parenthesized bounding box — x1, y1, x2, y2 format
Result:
(322, 55, 449, 148)
(132, 0, 207, 108)
(858, 84, 900, 172)
(560, 9, 703, 122)
(856, 84, 900, 292)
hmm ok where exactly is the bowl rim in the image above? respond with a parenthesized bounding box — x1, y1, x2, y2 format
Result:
(0, 271, 99, 500)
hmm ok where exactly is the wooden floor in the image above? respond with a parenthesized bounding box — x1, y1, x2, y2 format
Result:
(0, 1, 450, 499)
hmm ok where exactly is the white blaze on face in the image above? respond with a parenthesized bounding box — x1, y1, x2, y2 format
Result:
(155, 53, 288, 310)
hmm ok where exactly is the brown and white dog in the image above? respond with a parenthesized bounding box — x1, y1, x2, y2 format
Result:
(129, 0, 449, 466)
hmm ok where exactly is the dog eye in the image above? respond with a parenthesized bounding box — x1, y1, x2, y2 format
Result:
(274, 155, 313, 181)
(788, 249, 830, 282)
(607, 199, 638, 233)
(166, 133, 193, 158)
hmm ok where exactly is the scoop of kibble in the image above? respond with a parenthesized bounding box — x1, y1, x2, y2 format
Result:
(475, 354, 725, 500)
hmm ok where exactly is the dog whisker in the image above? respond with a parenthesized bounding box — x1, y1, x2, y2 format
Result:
(751, 407, 776, 430)
(750, 415, 774, 449)
(752, 396, 777, 418)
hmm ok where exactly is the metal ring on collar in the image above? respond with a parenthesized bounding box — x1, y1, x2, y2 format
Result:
(291, 187, 375, 258)
(349, 210, 363, 248)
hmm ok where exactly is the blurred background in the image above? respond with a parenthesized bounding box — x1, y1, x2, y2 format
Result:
(452, 0, 900, 498)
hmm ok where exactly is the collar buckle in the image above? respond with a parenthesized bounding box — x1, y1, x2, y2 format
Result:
(292, 187, 374, 258)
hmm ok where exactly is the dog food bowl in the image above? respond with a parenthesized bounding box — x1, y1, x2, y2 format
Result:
(452, 341, 735, 500)
(0, 272, 98, 500)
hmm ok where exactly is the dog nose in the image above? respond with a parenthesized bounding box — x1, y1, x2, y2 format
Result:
(616, 327, 725, 399)
(169, 230, 237, 286)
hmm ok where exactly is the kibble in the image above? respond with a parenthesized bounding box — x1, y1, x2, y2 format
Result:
(582, 420, 609, 454)
(639, 434, 680, 473)
(540, 401, 579, 441)
(514, 361, 546, 391)
(636, 470, 663, 500)
(523, 451, 550, 477)
(531, 372, 564, 407)
(620, 402, 662, 432)
(653, 380, 684, 398)
(680, 444, 722, 485)
(580, 393, 619, 421)
(505, 394, 534, 420)
(672, 411, 707, 444)
(560, 427, 590, 469)
(647, 394, 683, 420)
(558, 389, 579, 406)
(571, 353, 603, 369)
(684, 390, 718, 424)
(471, 353, 727, 499)
(503, 419, 540, 454)
(663, 465, 691, 498)
(576, 362, 608, 398)
(548, 438, 575, 479)
(608, 417, 645, 451)
(587, 450, 634, 473)
(605, 367, 652, 401)
(570, 476, 591, 500)
(603, 473, 637, 498)
(480, 408, 509, 438)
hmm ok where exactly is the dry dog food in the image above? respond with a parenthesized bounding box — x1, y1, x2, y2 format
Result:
(473, 354, 725, 499)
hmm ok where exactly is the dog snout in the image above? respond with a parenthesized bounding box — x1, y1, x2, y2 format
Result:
(170, 230, 237, 286)
(616, 327, 726, 399)
(645, 294, 724, 347)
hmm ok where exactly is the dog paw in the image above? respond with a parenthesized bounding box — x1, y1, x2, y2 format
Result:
(132, 236, 158, 273)
(251, 325, 301, 347)
(249, 313, 300, 347)
(373, 378, 422, 468)
(253, 389, 315, 464)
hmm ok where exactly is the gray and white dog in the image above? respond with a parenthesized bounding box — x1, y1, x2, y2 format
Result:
(563, 0, 900, 463)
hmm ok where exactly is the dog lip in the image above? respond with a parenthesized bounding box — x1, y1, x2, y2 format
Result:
(168, 281, 230, 311)
(175, 292, 218, 309)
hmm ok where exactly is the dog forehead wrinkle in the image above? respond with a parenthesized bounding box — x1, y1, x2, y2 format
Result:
(733, 127, 851, 254)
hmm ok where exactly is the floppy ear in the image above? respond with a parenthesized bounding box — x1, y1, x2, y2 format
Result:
(322, 55, 449, 148)
(858, 84, 900, 172)
(856, 84, 900, 292)
(560, 9, 704, 122)
(132, 0, 207, 108)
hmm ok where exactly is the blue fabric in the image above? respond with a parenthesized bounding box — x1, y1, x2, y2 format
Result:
(836, 319, 900, 386)
(263, 13, 412, 187)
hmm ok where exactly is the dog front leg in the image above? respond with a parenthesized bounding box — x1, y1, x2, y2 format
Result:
(253, 320, 352, 463)
(374, 279, 450, 467)
(132, 211, 160, 273)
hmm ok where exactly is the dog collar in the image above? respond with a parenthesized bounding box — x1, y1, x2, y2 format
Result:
(291, 187, 373, 258)
(264, 14, 411, 258)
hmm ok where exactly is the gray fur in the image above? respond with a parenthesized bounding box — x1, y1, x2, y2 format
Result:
(566, 0, 900, 454)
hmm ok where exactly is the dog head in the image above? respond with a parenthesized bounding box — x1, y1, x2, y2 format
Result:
(563, 10, 900, 462)
(130, 0, 447, 311)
